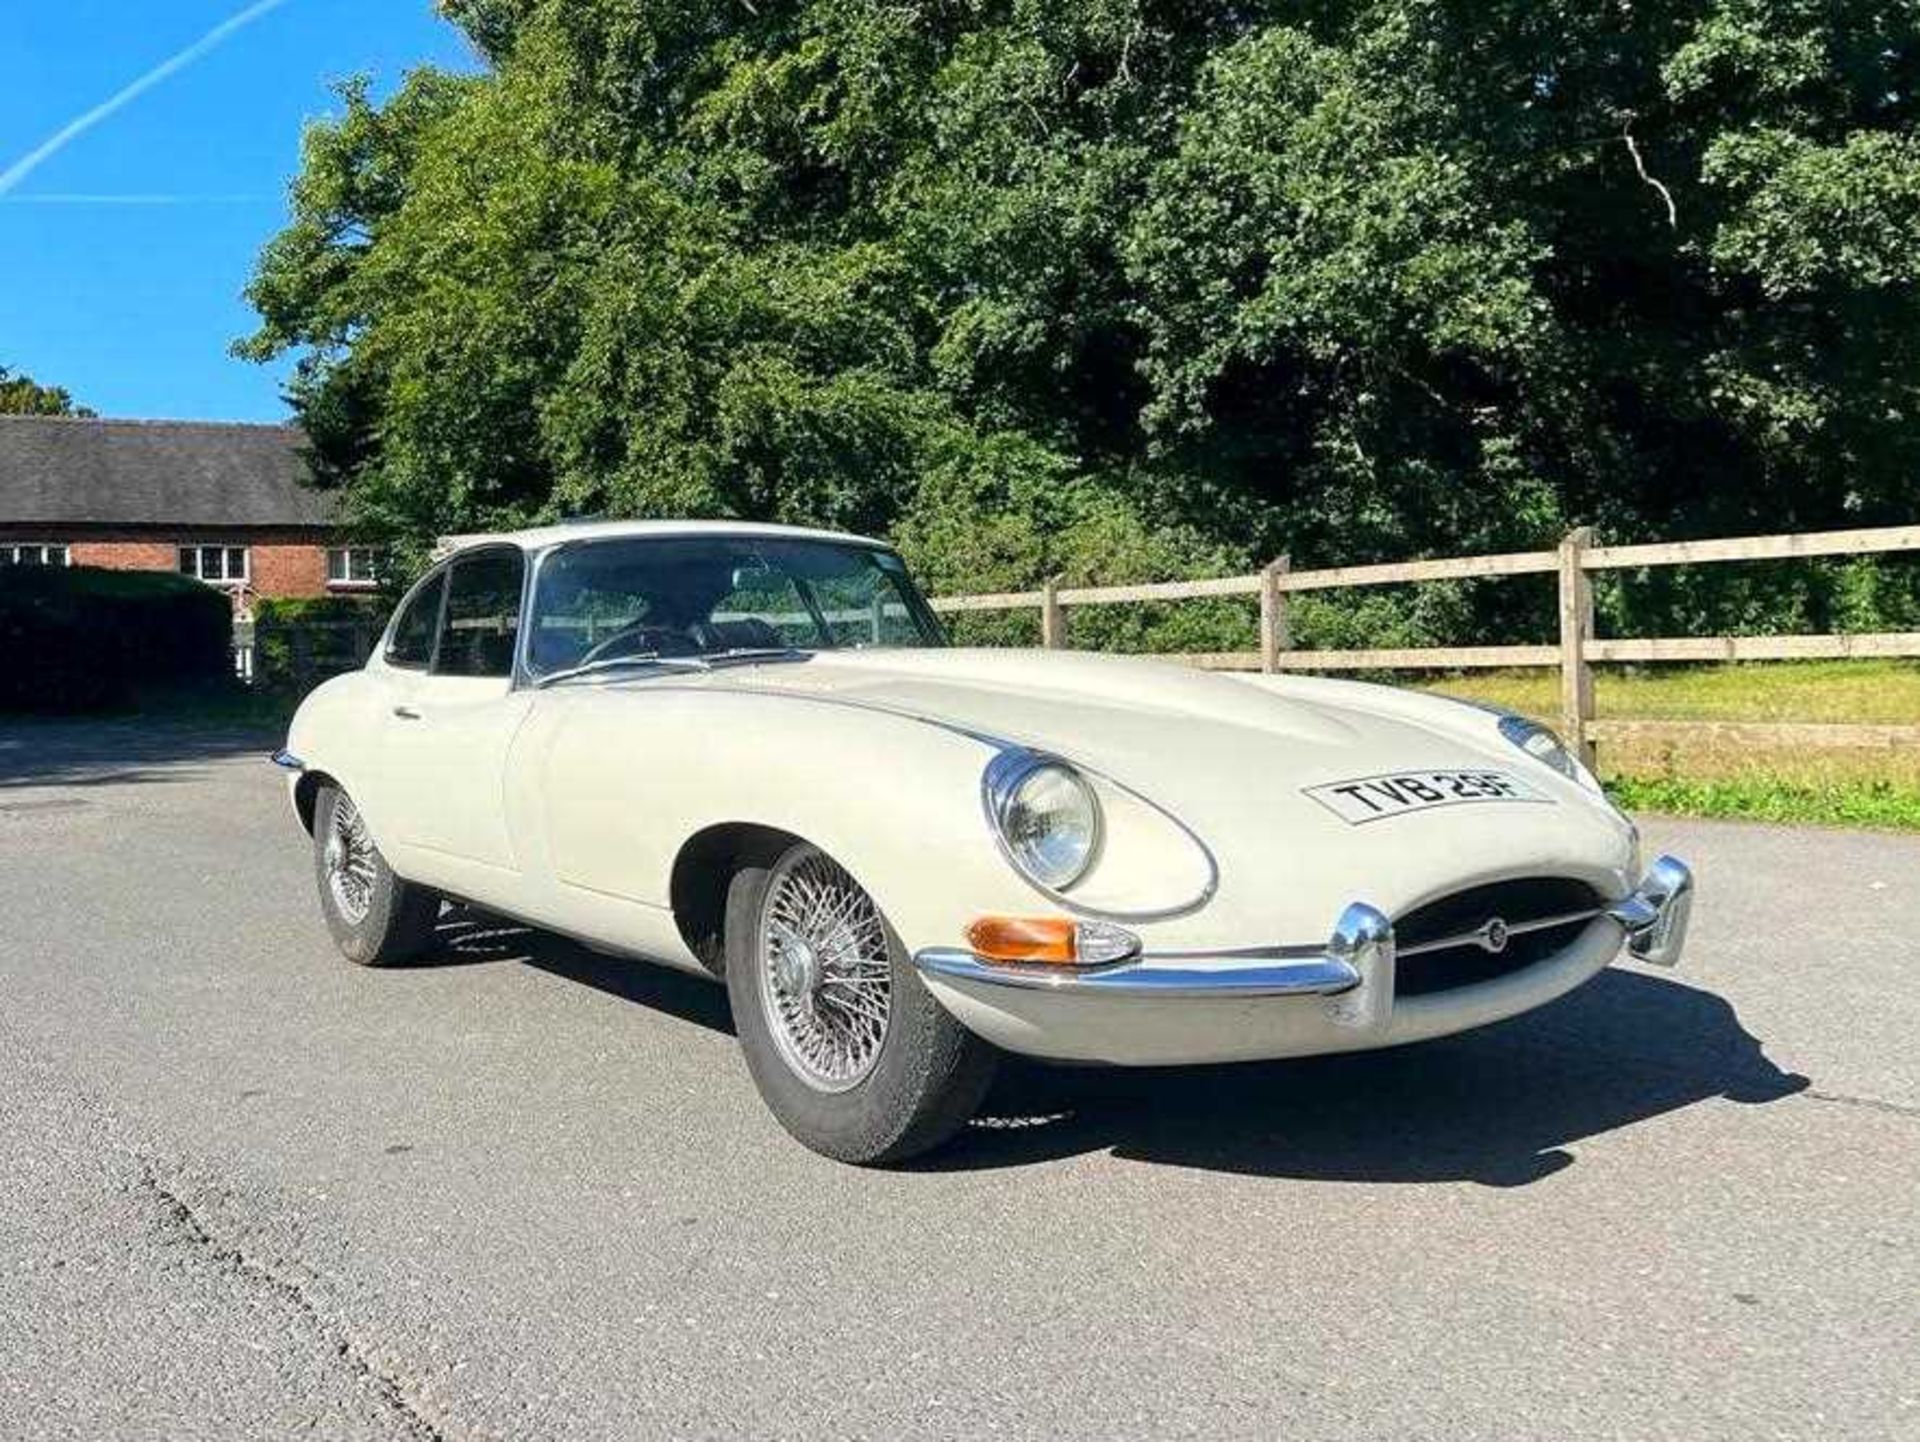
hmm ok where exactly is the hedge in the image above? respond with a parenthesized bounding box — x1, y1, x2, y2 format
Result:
(251, 594, 389, 693)
(0, 566, 233, 712)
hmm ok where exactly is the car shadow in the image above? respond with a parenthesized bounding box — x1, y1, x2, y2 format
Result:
(936, 969, 1808, 1185)
(410, 910, 1805, 1188)
(0, 717, 280, 789)
(418, 907, 735, 1035)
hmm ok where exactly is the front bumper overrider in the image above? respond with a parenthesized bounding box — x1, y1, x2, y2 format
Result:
(913, 855, 1693, 1057)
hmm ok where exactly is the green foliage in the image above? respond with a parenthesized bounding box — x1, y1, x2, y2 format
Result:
(1607, 775, 1920, 830)
(0, 364, 93, 416)
(252, 595, 388, 625)
(251, 595, 387, 694)
(0, 567, 230, 712)
(242, 1, 1920, 640)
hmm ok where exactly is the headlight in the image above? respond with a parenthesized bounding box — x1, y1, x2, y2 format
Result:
(983, 750, 1102, 892)
(1498, 714, 1602, 794)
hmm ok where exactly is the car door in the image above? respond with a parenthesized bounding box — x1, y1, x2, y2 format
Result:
(378, 545, 533, 894)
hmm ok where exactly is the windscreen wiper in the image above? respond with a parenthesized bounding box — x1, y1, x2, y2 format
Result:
(700, 647, 814, 668)
(534, 654, 711, 688)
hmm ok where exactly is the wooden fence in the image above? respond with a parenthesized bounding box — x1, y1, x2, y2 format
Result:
(926, 523, 1920, 764)
(247, 522, 1920, 764)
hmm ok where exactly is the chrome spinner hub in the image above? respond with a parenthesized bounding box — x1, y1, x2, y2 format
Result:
(776, 938, 820, 998)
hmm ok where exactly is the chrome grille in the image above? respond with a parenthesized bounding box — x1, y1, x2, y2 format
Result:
(1393, 877, 1604, 997)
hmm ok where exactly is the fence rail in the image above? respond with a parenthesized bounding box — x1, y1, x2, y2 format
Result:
(246, 523, 1920, 764)
(926, 522, 1920, 763)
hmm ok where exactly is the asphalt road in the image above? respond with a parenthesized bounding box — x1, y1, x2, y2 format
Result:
(0, 718, 1914, 1441)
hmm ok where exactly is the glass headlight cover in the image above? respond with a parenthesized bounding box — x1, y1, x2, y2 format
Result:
(983, 751, 1103, 892)
(1498, 714, 1601, 793)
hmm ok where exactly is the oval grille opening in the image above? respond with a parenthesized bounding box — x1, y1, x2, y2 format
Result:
(1394, 877, 1603, 997)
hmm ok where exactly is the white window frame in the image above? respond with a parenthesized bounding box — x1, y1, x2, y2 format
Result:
(179, 544, 250, 586)
(1, 542, 70, 566)
(326, 545, 382, 589)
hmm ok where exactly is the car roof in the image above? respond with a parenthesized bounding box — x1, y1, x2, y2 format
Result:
(432, 518, 887, 560)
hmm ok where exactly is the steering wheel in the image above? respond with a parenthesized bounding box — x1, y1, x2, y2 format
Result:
(577, 621, 695, 667)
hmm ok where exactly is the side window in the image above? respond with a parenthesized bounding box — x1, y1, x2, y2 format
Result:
(385, 570, 446, 668)
(434, 549, 526, 678)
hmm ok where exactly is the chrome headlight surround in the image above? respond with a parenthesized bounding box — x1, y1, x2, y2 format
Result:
(1497, 713, 1602, 795)
(982, 748, 1104, 894)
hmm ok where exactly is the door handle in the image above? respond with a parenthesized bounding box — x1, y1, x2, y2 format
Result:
(392, 705, 422, 720)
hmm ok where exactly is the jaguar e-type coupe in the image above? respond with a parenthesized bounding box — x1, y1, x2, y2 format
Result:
(275, 520, 1693, 1163)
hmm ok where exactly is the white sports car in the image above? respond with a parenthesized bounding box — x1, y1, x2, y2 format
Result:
(275, 520, 1693, 1163)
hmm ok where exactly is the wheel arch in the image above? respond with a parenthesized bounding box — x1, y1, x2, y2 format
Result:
(293, 768, 338, 835)
(669, 822, 806, 977)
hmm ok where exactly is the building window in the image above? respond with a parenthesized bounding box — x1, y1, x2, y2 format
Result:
(179, 545, 249, 585)
(1, 543, 70, 566)
(326, 546, 381, 588)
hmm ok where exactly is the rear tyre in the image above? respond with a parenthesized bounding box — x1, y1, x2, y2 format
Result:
(311, 783, 440, 966)
(725, 841, 997, 1165)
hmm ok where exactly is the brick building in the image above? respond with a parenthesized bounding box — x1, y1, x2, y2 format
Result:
(0, 415, 377, 617)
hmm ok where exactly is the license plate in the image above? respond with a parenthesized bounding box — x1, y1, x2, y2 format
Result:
(1304, 769, 1548, 825)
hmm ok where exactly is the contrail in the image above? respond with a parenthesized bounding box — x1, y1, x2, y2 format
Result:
(0, 0, 294, 198)
(0, 192, 269, 205)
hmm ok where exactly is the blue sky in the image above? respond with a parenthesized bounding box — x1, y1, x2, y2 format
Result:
(0, 0, 478, 421)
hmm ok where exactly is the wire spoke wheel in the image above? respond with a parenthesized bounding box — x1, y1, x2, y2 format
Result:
(756, 849, 893, 1092)
(323, 793, 379, 926)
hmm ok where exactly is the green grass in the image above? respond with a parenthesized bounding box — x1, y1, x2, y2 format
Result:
(1607, 776, 1920, 830)
(1417, 658, 1920, 724)
(1414, 660, 1920, 830)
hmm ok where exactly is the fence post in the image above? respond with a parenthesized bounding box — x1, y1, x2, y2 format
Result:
(1040, 577, 1065, 649)
(1557, 527, 1597, 766)
(1259, 555, 1292, 672)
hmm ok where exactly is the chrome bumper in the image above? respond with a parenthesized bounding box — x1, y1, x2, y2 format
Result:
(1607, 853, 1693, 966)
(914, 855, 1694, 1015)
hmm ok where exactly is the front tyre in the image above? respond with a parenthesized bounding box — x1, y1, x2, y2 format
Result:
(725, 842, 996, 1165)
(311, 783, 440, 966)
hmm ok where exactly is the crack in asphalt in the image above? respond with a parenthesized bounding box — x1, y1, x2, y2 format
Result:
(134, 1163, 451, 1442)
(1800, 1089, 1920, 1119)
(4, 1009, 454, 1441)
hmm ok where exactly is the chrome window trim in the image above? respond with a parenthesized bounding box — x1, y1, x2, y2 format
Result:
(430, 542, 528, 680)
(381, 562, 452, 671)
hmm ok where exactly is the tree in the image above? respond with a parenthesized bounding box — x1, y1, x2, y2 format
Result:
(241, 1, 1920, 638)
(0, 365, 93, 417)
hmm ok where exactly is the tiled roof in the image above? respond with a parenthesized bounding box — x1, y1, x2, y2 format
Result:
(0, 415, 336, 528)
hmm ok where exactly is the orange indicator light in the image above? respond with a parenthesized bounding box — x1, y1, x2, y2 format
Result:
(965, 916, 1080, 965)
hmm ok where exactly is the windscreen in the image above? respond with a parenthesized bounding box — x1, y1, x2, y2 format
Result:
(526, 535, 946, 677)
